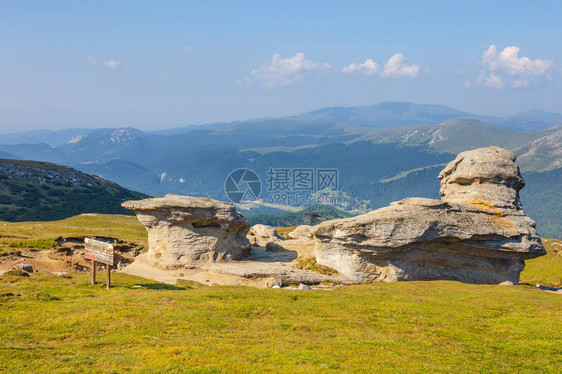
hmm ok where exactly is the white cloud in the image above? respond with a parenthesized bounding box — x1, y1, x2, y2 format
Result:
(382, 53, 420, 77)
(341, 59, 379, 75)
(250, 52, 330, 88)
(477, 45, 553, 89)
(87, 56, 120, 69)
(342, 53, 420, 78)
(182, 46, 193, 52)
(103, 60, 120, 69)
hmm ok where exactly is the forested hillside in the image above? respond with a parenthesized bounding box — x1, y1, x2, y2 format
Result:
(0, 159, 148, 221)
(246, 204, 351, 227)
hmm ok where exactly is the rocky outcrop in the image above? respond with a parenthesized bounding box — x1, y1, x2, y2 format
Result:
(305, 147, 545, 284)
(122, 147, 546, 287)
(122, 194, 251, 268)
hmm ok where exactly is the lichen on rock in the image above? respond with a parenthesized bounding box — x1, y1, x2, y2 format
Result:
(306, 146, 545, 284)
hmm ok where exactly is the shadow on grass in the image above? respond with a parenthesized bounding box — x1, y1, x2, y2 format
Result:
(519, 283, 562, 292)
(133, 284, 185, 290)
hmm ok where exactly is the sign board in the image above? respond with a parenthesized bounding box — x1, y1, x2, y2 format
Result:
(84, 238, 114, 266)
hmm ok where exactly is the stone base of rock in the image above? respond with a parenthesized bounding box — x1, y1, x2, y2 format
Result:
(315, 243, 525, 284)
(121, 246, 348, 288)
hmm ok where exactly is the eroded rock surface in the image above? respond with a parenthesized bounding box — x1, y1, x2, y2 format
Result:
(304, 147, 546, 284)
(122, 194, 251, 268)
(438, 147, 524, 210)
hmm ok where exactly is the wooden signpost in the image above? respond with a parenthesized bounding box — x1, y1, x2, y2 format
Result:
(84, 238, 114, 289)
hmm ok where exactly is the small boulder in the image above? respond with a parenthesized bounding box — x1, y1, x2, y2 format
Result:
(248, 224, 282, 246)
(251, 224, 280, 239)
(288, 225, 314, 240)
(297, 283, 311, 290)
(13, 262, 33, 273)
(267, 278, 283, 288)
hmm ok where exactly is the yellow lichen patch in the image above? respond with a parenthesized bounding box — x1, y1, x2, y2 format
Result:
(466, 199, 515, 232)
(466, 198, 501, 214)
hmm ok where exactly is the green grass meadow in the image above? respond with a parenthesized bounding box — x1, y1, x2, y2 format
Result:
(520, 239, 562, 287)
(1, 272, 561, 373)
(0, 217, 561, 373)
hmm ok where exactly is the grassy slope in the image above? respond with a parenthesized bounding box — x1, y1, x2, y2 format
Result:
(520, 239, 562, 287)
(0, 158, 148, 222)
(0, 273, 560, 373)
(0, 214, 147, 245)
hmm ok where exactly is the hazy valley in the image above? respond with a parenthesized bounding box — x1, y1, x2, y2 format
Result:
(1, 102, 560, 238)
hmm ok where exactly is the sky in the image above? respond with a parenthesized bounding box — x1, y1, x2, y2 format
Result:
(1, 0, 562, 132)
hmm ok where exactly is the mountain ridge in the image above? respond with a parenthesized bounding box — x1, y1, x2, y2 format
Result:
(2, 101, 562, 146)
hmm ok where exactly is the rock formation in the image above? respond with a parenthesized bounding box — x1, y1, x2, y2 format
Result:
(122, 194, 251, 268)
(122, 147, 545, 287)
(302, 147, 545, 284)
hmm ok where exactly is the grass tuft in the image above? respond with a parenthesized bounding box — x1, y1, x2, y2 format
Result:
(294, 256, 337, 275)
(0, 248, 22, 256)
(7, 238, 56, 249)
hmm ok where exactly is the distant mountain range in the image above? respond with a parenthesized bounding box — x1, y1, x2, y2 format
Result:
(2, 101, 562, 146)
(284, 102, 562, 132)
(0, 101, 560, 238)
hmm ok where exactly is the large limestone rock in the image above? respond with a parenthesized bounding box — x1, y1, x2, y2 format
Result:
(122, 194, 251, 268)
(306, 147, 545, 284)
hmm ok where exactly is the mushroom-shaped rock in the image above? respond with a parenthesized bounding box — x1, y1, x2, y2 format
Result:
(309, 147, 545, 284)
(122, 194, 251, 268)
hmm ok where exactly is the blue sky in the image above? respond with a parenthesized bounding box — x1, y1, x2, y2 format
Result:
(1, 0, 561, 132)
